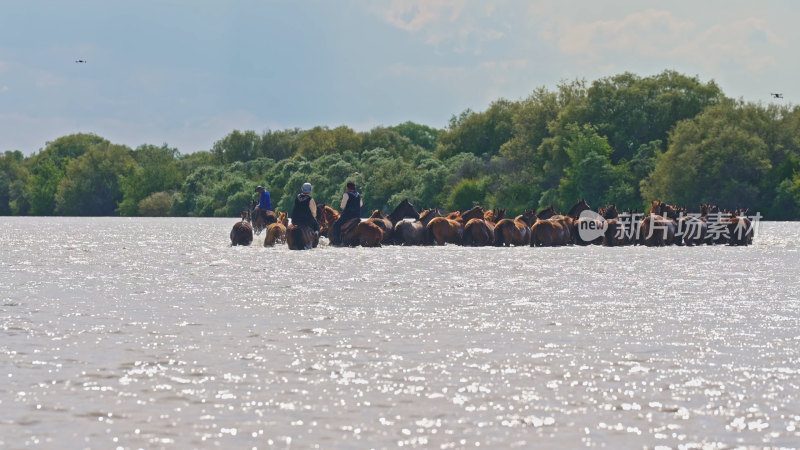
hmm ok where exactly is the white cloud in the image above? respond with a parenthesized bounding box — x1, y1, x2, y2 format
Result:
(370, 0, 506, 53)
(546, 9, 694, 57)
(377, 0, 466, 33)
(671, 18, 785, 72)
(541, 8, 787, 73)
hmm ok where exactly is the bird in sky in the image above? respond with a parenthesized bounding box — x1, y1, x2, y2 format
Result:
(771, 93, 783, 99)
(75, 59, 86, 63)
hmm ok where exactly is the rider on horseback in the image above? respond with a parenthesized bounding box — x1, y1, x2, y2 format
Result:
(254, 185, 273, 221)
(331, 181, 362, 245)
(290, 182, 319, 233)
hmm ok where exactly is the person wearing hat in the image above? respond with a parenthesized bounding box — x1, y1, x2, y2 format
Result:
(290, 182, 319, 233)
(331, 181, 362, 245)
(254, 185, 273, 213)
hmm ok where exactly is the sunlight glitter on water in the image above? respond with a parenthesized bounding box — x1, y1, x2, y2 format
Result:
(0, 218, 799, 448)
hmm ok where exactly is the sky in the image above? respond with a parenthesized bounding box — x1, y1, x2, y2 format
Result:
(1, 0, 796, 155)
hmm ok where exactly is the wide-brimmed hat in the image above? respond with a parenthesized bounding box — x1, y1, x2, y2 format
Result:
(301, 182, 313, 193)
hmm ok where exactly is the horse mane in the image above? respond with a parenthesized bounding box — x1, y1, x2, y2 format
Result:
(369, 209, 383, 219)
(446, 211, 461, 219)
(601, 205, 619, 219)
(419, 209, 435, 221)
(537, 205, 557, 220)
(460, 205, 484, 221)
(567, 199, 590, 219)
(388, 199, 420, 222)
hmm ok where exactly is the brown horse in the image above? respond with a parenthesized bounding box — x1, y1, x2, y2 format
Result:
(462, 208, 505, 246)
(263, 212, 288, 246)
(425, 205, 484, 245)
(366, 210, 393, 243)
(639, 201, 676, 246)
(231, 209, 254, 246)
(318, 204, 383, 247)
(393, 208, 441, 245)
(494, 210, 537, 246)
(530, 206, 574, 247)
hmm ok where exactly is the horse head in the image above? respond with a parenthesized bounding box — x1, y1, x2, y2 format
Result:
(388, 198, 420, 223)
(567, 199, 591, 219)
(601, 205, 619, 219)
(419, 208, 441, 225)
(460, 205, 484, 222)
(518, 209, 538, 226)
(537, 205, 557, 220)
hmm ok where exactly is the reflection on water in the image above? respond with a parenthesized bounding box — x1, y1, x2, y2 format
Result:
(1, 217, 799, 448)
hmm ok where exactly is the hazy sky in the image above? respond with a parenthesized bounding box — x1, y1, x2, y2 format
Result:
(1, 0, 796, 155)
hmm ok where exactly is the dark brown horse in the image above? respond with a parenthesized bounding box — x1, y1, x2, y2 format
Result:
(728, 208, 754, 246)
(530, 206, 574, 247)
(494, 210, 537, 246)
(568, 199, 604, 246)
(462, 208, 505, 246)
(600, 205, 636, 246)
(378, 199, 421, 244)
(249, 199, 277, 235)
(393, 208, 441, 245)
(678, 205, 709, 246)
(286, 223, 319, 250)
(263, 211, 288, 246)
(231, 209, 254, 246)
(425, 205, 484, 245)
(318, 205, 383, 247)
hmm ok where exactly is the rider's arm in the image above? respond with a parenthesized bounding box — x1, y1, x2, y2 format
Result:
(309, 198, 317, 218)
(340, 193, 348, 210)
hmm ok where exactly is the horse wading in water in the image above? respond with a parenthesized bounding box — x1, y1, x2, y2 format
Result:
(264, 212, 288, 246)
(425, 205, 485, 245)
(463, 208, 505, 246)
(530, 205, 574, 247)
(394, 208, 441, 245)
(318, 204, 383, 247)
(368, 199, 420, 244)
(494, 210, 537, 246)
(231, 210, 254, 246)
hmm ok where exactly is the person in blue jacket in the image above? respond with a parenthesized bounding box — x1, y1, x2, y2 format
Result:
(255, 186, 272, 211)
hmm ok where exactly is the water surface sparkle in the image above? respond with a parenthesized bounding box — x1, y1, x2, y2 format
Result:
(1, 217, 798, 448)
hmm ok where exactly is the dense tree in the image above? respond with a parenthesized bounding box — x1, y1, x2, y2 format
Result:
(25, 133, 107, 215)
(642, 101, 772, 209)
(55, 142, 136, 215)
(119, 144, 184, 216)
(435, 99, 519, 160)
(2, 71, 797, 219)
(583, 70, 722, 163)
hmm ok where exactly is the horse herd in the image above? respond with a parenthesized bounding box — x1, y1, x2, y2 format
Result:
(230, 199, 756, 250)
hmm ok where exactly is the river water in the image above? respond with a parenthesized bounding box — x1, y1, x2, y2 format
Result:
(1, 217, 798, 448)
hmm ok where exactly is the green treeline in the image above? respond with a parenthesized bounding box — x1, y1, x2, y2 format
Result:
(2, 70, 800, 219)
